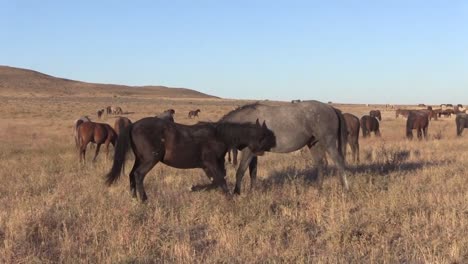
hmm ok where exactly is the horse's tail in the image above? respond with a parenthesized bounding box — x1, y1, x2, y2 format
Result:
(333, 108, 347, 162)
(105, 123, 133, 186)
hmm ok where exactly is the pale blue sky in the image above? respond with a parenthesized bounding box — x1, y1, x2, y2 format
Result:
(1, 1, 467, 104)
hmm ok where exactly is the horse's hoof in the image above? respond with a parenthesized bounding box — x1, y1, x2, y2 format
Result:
(191, 185, 206, 192)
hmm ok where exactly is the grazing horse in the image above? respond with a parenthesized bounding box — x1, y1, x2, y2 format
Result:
(369, 110, 382, 121)
(97, 109, 104, 119)
(343, 113, 360, 163)
(105, 106, 112, 115)
(105, 118, 276, 202)
(156, 109, 176, 122)
(218, 101, 349, 194)
(395, 109, 411, 118)
(114, 117, 132, 136)
(111, 106, 123, 115)
(456, 113, 468, 136)
(188, 109, 201, 118)
(73, 116, 91, 148)
(78, 122, 117, 162)
(406, 111, 429, 140)
(439, 109, 454, 118)
(360, 115, 381, 138)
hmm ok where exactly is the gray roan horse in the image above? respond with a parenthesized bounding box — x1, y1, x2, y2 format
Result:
(220, 101, 349, 194)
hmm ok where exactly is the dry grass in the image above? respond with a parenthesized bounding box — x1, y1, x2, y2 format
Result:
(1, 95, 467, 263)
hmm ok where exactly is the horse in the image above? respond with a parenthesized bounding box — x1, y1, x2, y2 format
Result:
(114, 117, 132, 136)
(218, 101, 349, 195)
(291, 99, 301, 103)
(439, 109, 454, 118)
(97, 109, 104, 119)
(156, 109, 176, 122)
(73, 116, 91, 148)
(456, 113, 468, 136)
(105, 106, 112, 115)
(343, 113, 360, 163)
(360, 115, 381, 138)
(111, 106, 123, 115)
(369, 110, 382, 121)
(395, 109, 411, 118)
(188, 109, 201, 118)
(105, 117, 276, 202)
(78, 122, 117, 163)
(406, 111, 429, 140)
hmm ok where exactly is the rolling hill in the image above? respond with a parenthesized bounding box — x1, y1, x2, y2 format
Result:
(0, 65, 218, 99)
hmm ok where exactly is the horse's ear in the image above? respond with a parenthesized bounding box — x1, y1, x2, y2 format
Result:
(262, 121, 267, 129)
(255, 119, 260, 126)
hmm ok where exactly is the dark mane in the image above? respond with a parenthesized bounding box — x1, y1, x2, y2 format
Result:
(220, 102, 263, 121)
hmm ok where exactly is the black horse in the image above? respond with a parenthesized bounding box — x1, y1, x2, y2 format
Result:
(456, 113, 468, 136)
(360, 115, 381, 138)
(105, 117, 276, 202)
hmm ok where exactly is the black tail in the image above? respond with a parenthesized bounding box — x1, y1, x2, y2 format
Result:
(105, 123, 133, 186)
(333, 108, 347, 163)
(456, 116, 462, 136)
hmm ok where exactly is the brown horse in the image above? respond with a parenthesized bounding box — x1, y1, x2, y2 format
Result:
(78, 122, 117, 162)
(395, 109, 411, 118)
(343, 113, 360, 163)
(406, 111, 429, 140)
(73, 116, 91, 148)
(105, 117, 276, 202)
(114, 117, 132, 136)
(456, 113, 468, 136)
(188, 109, 201, 118)
(360, 115, 380, 138)
(369, 110, 382, 121)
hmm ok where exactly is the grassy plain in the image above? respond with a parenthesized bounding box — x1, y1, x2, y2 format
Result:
(1, 95, 467, 263)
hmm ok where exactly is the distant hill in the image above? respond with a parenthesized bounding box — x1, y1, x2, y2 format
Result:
(0, 65, 218, 99)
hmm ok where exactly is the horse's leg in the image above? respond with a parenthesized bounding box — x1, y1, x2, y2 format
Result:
(233, 148, 238, 166)
(79, 142, 87, 164)
(92, 143, 102, 162)
(227, 150, 232, 163)
(308, 143, 326, 189)
(133, 159, 158, 202)
(325, 139, 349, 191)
(233, 149, 254, 195)
(248, 156, 258, 190)
(355, 142, 360, 163)
(129, 157, 140, 198)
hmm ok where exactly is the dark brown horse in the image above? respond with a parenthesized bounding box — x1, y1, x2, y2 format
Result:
(78, 122, 117, 162)
(343, 113, 360, 163)
(97, 109, 104, 119)
(369, 110, 382, 121)
(188, 109, 201, 118)
(105, 118, 276, 202)
(439, 109, 454, 118)
(456, 113, 468, 136)
(406, 111, 429, 140)
(114, 117, 132, 136)
(360, 115, 380, 138)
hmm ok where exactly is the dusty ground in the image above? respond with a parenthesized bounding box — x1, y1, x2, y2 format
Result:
(0, 94, 467, 263)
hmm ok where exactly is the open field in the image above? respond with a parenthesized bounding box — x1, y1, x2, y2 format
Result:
(1, 94, 468, 263)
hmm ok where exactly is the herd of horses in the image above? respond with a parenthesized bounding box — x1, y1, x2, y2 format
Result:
(72, 101, 468, 202)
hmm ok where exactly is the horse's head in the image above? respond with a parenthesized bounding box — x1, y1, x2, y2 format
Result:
(247, 119, 276, 156)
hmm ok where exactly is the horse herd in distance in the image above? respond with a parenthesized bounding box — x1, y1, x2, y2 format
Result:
(71, 100, 468, 202)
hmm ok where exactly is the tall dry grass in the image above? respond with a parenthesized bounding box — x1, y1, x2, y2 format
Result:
(0, 96, 467, 263)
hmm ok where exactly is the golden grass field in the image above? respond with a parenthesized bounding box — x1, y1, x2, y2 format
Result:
(1, 93, 467, 263)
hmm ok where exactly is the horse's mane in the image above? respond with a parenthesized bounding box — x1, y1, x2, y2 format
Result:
(219, 102, 262, 121)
